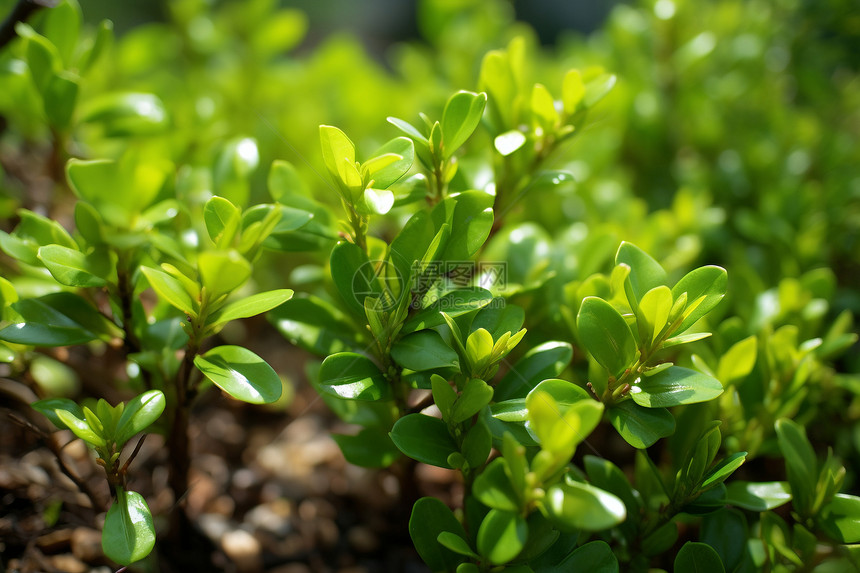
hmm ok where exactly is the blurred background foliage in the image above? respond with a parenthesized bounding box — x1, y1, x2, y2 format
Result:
(1, 0, 858, 469)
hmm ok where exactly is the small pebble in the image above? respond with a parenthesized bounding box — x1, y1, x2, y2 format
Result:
(220, 529, 263, 573)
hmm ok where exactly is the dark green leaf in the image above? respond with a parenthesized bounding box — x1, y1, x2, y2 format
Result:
(392, 330, 459, 371)
(607, 400, 676, 449)
(544, 481, 626, 531)
(701, 452, 747, 489)
(473, 458, 520, 512)
(390, 414, 458, 468)
(402, 287, 494, 334)
(330, 242, 381, 317)
(207, 289, 293, 326)
(724, 481, 792, 512)
(818, 494, 860, 543)
(0, 292, 114, 346)
(615, 242, 667, 305)
(409, 497, 467, 572)
(437, 532, 479, 559)
(775, 418, 817, 514)
(32, 398, 85, 431)
(332, 427, 401, 468)
(269, 295, 358, 355)
(673, 542, 725, 573)
(477, 509, 527, 564)
(495, 341, 572, 401)
(37, 245, 111, 288)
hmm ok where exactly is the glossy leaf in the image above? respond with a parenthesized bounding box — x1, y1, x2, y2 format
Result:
(37, 245, 110, 288)
(32, 398, 85, 431)
(317, 352, 388, 401)
(701, 452, 747, 489)
(402, 287, 493, 334)
(102, 489, 156, 565)
(442, 91, 487, 158)
(114, 390, 166, 448)
(608, 400, 675, 448)
(206, 289, 294, 326)
(141, 266, 197, 317)
(367, 137, 414, 189)
(0, 292, 113, 346)
(270, 295, 358, 355)
(616, 242, 668, 304)
(332, 427, 401, 468)
(819, 494, 860, 543)
(390, 414, 458, 468)
(495, 341, 573, 401)
(437, 532, 479, 559)
(631, 366, 723, 408)
(671, 266, 728, 334)
(194, 345, 282, 404)
(577, 296, 637, 378)
(472, 458, 520, 512)
(724, 481, 792, 512)
(198, 250, 251, 297)
(451, 378, 494, 423)
(544, 481, 626, 531)
(56, 408, 105, 447)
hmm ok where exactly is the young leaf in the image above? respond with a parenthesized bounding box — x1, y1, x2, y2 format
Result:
(206, 289, 294, 326)
(390, 414, 459, 468)
(472, 458, 521, 512)
(638, 285, 673, 344)
(198, 250, 251, 298)
(701, 452, 747, 489)
(319, 125, 358, 191)
(317, 352, 388, 401)
(37, 245, 111, 288)
(102, 489, 156, 566)
(437, 532, 479, 559)
(56, 409, 105, 447)
(477, 509, 527, 564)
(141, 266, 197, 317)
(203, 196, 241, 245)
(441, 91, 487, 158)
(616, 242, 668, 305)
(630, 366, 723, 408)
(577, 296, 637, 379)
(671, 266, 728, 334)
(114, 390, 166, 448)
(818, 494, 860, 543)
(366, 137, 414, 188)
(32, 398, 85, 432)
(194, 345, 282, 404)
(451, 378, 494, 424)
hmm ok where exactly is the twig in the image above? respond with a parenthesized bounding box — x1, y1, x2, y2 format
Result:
(120, 434, 146, 475)
(0, 0, 57, 50)
(7, 411, 106, 511)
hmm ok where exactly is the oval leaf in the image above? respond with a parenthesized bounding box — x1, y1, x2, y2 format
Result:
(477, 509, 527, 564)
(194, 345, 282, 404)
(390, 414, 458, 468)
(577, 296, 637, 379)
(631, 366, 723, 408)
(102, 489, 156, 565)
(317, 352, 388, 401)
(114, 390, 166, 448)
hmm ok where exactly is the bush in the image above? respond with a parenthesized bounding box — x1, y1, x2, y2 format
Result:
(0, 0, 858, 571)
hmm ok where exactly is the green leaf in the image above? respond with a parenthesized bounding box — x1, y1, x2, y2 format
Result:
(330, 242, 381, 317)
(391, 330, 459, 371)
(437, 532, 479, 559)
(717, 336, 758, 385)
(366, 137, 414, 188)
(0, 292, 114, 346)
(528, 379, 591, 407)
(638, 285, 673, 344)
(102, 489, 156, 565)
(477, 509, 527, 564)
(673, 542, 725, 573)
(203, 196, 241, 245)
(43, 71, 79, 130)
(495, 341, 573, 401)
(724, 481, 792, 512)
(319, 125, 359, 193)
(544, 481, 626, 531)
(356, 188, 395, 215)
(37, 245, 110, 288)
(701, 452, 747, 489)
(206, 289, 294, 326)
(409, 497, 467, 572)
(451, 378, 494, 423)
(141, 266, 197, 317)
(607, 400, 675, 449)
(442, 91, 487, 158)
(80, 92, 168, 136)
(527, 391, 603, 455)
(194, 345, 282, 404)
(671, 266, 728, 334)
(552, 541, 619, 573)
(17, 23, 61, 91)
(630, 366, 723, 408)
(114, 390, 166, 448)
(473, 457, 521, 512)
(584, 455, 641, 517)
(402, 287, 494, 334)
(390, 414, 458, 468)
(775, 418, 818, 515)
(577, 296, 637, 379)
(332, 427, 401, 468)
(437, 190, 494, 260)
(562, 69, 586, 114)
(32, 398, 85, 431)
(56, 409, 105, 447)
(269, 295, 358, 355)
(818, 494, 860, 543)
(317, 352, 388, 401)
(387, 116, 428, 142)
(616, 242, 668, 305)
(198, 250, 251, 298)
(494, 130, 526, 156)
